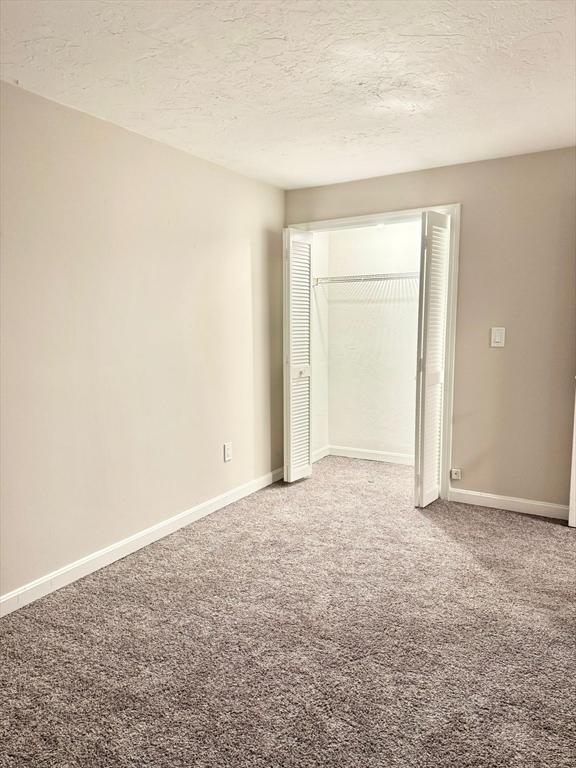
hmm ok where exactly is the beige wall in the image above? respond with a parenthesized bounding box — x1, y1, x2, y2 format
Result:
(287, 148, 576, 506)
(0, 83, 284, 595)
(2, 82, 574, 599)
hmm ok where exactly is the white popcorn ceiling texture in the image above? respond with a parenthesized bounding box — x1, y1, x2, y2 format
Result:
(1, 0, 575, 188)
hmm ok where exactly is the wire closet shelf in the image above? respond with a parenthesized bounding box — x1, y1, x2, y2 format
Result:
(313, 271, 419, 285)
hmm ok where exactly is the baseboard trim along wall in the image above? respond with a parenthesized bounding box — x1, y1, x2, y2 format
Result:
(3, 466, 568, 618)
(448, 488, 569, 521)
(312, 446, 332, 463)
(313, 445, 414, 466)
(0, 467, 284, 618)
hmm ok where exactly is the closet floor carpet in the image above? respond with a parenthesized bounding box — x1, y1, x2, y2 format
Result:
(1, 457, 575, 768)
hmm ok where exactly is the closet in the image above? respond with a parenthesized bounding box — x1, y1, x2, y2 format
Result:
(283, 207, 457, 508)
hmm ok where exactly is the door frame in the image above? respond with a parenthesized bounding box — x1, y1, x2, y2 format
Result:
(569, 382, 576, 528)
(290, 203, 461, 501)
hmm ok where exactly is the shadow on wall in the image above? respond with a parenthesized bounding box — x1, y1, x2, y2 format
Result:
(450, 179, 576, 507)
(451, 200, 574, 505)
(251, 228, 283, 474)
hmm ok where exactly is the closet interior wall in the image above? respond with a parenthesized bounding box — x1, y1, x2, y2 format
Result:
(311, 221, 421, 464)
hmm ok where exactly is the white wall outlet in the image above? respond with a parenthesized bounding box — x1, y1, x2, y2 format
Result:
(223, 442, 232, 462)
(450, 468, 462, 481)
(490, 327, 506, 347)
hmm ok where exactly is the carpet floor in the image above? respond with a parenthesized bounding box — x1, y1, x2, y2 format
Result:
(1, 457, 575, 767)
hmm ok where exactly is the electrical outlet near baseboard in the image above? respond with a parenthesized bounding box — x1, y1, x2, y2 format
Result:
(450, 468, 462, 481)
(223, 442, 232, 462)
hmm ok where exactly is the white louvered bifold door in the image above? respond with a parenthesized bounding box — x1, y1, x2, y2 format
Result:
(283, 228, 313, 482)
(415, 211, 451, 507)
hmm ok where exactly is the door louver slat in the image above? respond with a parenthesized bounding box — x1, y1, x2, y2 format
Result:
(284, 229, 313, 482)
(415, 211, 450, 507)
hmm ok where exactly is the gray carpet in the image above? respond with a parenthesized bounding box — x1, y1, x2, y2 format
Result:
(1, 457, 575, 768)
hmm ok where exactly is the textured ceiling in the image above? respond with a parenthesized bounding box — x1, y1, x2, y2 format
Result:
(1, 0, 575, 188)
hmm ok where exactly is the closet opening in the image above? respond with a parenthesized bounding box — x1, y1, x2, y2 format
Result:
(283, 205, 460, 508)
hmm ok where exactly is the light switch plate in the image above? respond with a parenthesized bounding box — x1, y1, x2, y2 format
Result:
(490, 327, 506, 347)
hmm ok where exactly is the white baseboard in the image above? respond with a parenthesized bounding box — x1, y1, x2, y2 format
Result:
(329, 445, 414, 466)
(0, 467, 284, 618)
(312, 446, 331, 463)
(5, 467, 565, 618)
(447, 488, 569, 521)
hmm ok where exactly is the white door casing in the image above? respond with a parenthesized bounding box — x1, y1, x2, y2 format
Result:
(283, 228, 313, 482)
(415, 210, 451, 507)
(569, 382, 576, 528)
